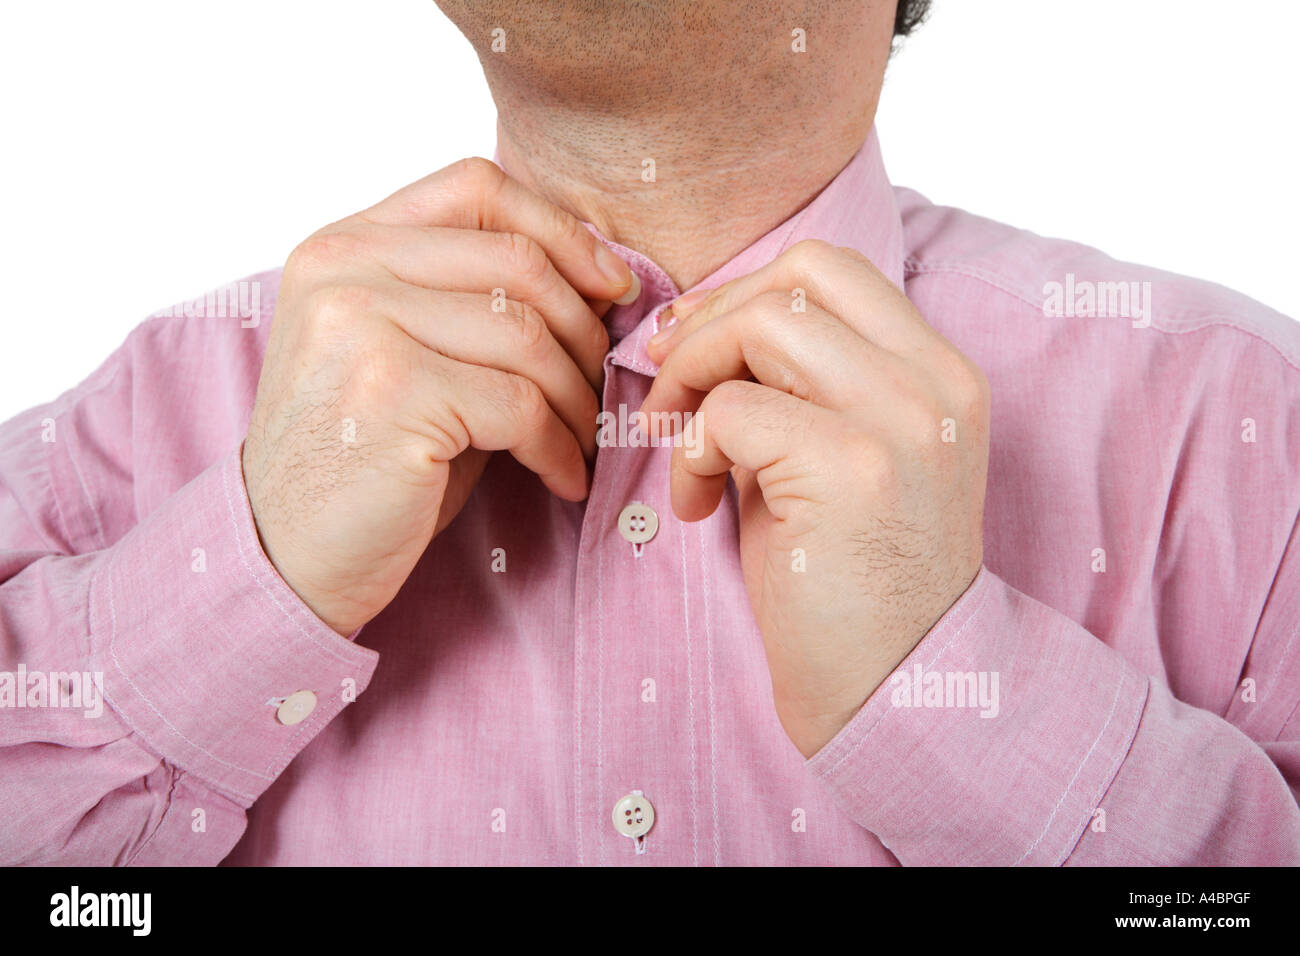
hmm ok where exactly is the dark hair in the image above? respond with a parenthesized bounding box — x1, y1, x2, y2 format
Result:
(894, 0, 931, 37)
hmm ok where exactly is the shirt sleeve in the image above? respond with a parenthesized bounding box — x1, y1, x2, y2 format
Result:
(0, 294, 378, 866)
(806, 562, 1300, 865)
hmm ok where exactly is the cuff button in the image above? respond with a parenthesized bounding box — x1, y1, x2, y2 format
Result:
(276, 690, 318, 726)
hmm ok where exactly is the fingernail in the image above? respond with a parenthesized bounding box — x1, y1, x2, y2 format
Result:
(612, 270, 641, 306)
(595, 243, 634, 293)
(672, 288, 710, 314)
(649, 308, 678, 347)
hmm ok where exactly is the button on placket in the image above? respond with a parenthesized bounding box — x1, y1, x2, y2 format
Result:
(617, 501, 659, 558)
(612, 790, 655, 853)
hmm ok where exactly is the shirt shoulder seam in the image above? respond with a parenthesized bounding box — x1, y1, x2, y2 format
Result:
(903, 258, 1300, 376)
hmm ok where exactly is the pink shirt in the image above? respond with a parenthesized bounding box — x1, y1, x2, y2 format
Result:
(3, 129, 1299, 866)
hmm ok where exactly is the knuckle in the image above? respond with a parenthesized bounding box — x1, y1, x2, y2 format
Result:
(506, 301, 551, 358)
(344, 336, 413, 404)
(901, 390, 947, 443)
(287, 230, 361, 276)
(408, 434, 458, 472)
(284, 240, 319, 277)
(306, 283, 378, 329)
(786, 237, 835, 270)
(850, 433, 897, 494)
(417, 403, 470, 464)
(504, 374, 549, 428)
(834, 244, 873, 267)
(882, 360, 935, 414)
(702, 378, 752, 416)
(941, 352, 990, 419)
(500, 231, 552, 287)
(548, 204, 586, 246)
(454, 156, 506, 196)
(753, 290, 794, 327)
(584, 314, 611, 361)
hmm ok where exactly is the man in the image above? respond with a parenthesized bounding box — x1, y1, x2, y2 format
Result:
(1, 0, 1297, 866)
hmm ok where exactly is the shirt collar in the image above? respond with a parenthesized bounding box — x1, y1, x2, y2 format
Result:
(496, 126, 905, 378)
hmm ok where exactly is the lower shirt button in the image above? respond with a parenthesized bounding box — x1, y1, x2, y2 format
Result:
(617, 503, 659, 557)
(612, 791, 655, 839)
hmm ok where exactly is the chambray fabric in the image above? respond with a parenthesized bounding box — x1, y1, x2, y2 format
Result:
(2, 128, 1298, 865)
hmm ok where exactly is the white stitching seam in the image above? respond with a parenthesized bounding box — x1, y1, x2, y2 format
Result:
(595, 459, 607, 866)
(680, 512, 700, 867)
(63, 433, 109, 551)
(698, 519, 722, 866)
(573, 474, 588, 866)
(1052, 678, 1151, 866)
(1263, 599, 1300, 742)
(1014, 665, 1132, 866)
(42, 355, 123, 552)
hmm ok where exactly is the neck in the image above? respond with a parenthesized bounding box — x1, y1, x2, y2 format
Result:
(495, 108, 872, 291)
(476, 6, 893, 290)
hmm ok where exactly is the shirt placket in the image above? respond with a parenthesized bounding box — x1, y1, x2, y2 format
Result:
(571, 259, 721, 865)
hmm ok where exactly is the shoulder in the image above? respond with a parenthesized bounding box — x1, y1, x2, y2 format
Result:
(131, 267, 282, 358)
(0, 268, 285, 547)
(893, 186, 1300, 377)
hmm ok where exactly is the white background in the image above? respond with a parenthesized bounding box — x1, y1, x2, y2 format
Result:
(1, 0, 1296, 422)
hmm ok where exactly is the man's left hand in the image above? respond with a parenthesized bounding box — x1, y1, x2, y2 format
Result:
(642, 239, 991, 758)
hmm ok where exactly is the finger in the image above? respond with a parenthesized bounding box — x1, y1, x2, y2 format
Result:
(643, 294, 891, 430)
(418, 352, 590, 502)
(670, 380, 831, 522)
(331, 222, 610, 388)
(358, 156, 638, 305)
(374, 280, 599, 460)
(660, 239, 933, 356)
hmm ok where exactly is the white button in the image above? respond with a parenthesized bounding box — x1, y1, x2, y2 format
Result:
(617, 503, 658, 546)
(612, 792, 655, 839)
(276, 690, 317, 726)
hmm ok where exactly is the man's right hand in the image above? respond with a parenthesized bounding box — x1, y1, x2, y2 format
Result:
(242, 157, 636, 636)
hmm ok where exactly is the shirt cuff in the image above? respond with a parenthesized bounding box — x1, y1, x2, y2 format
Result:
(87, 444, 379, 807)
(806, 566, 1149, 865)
